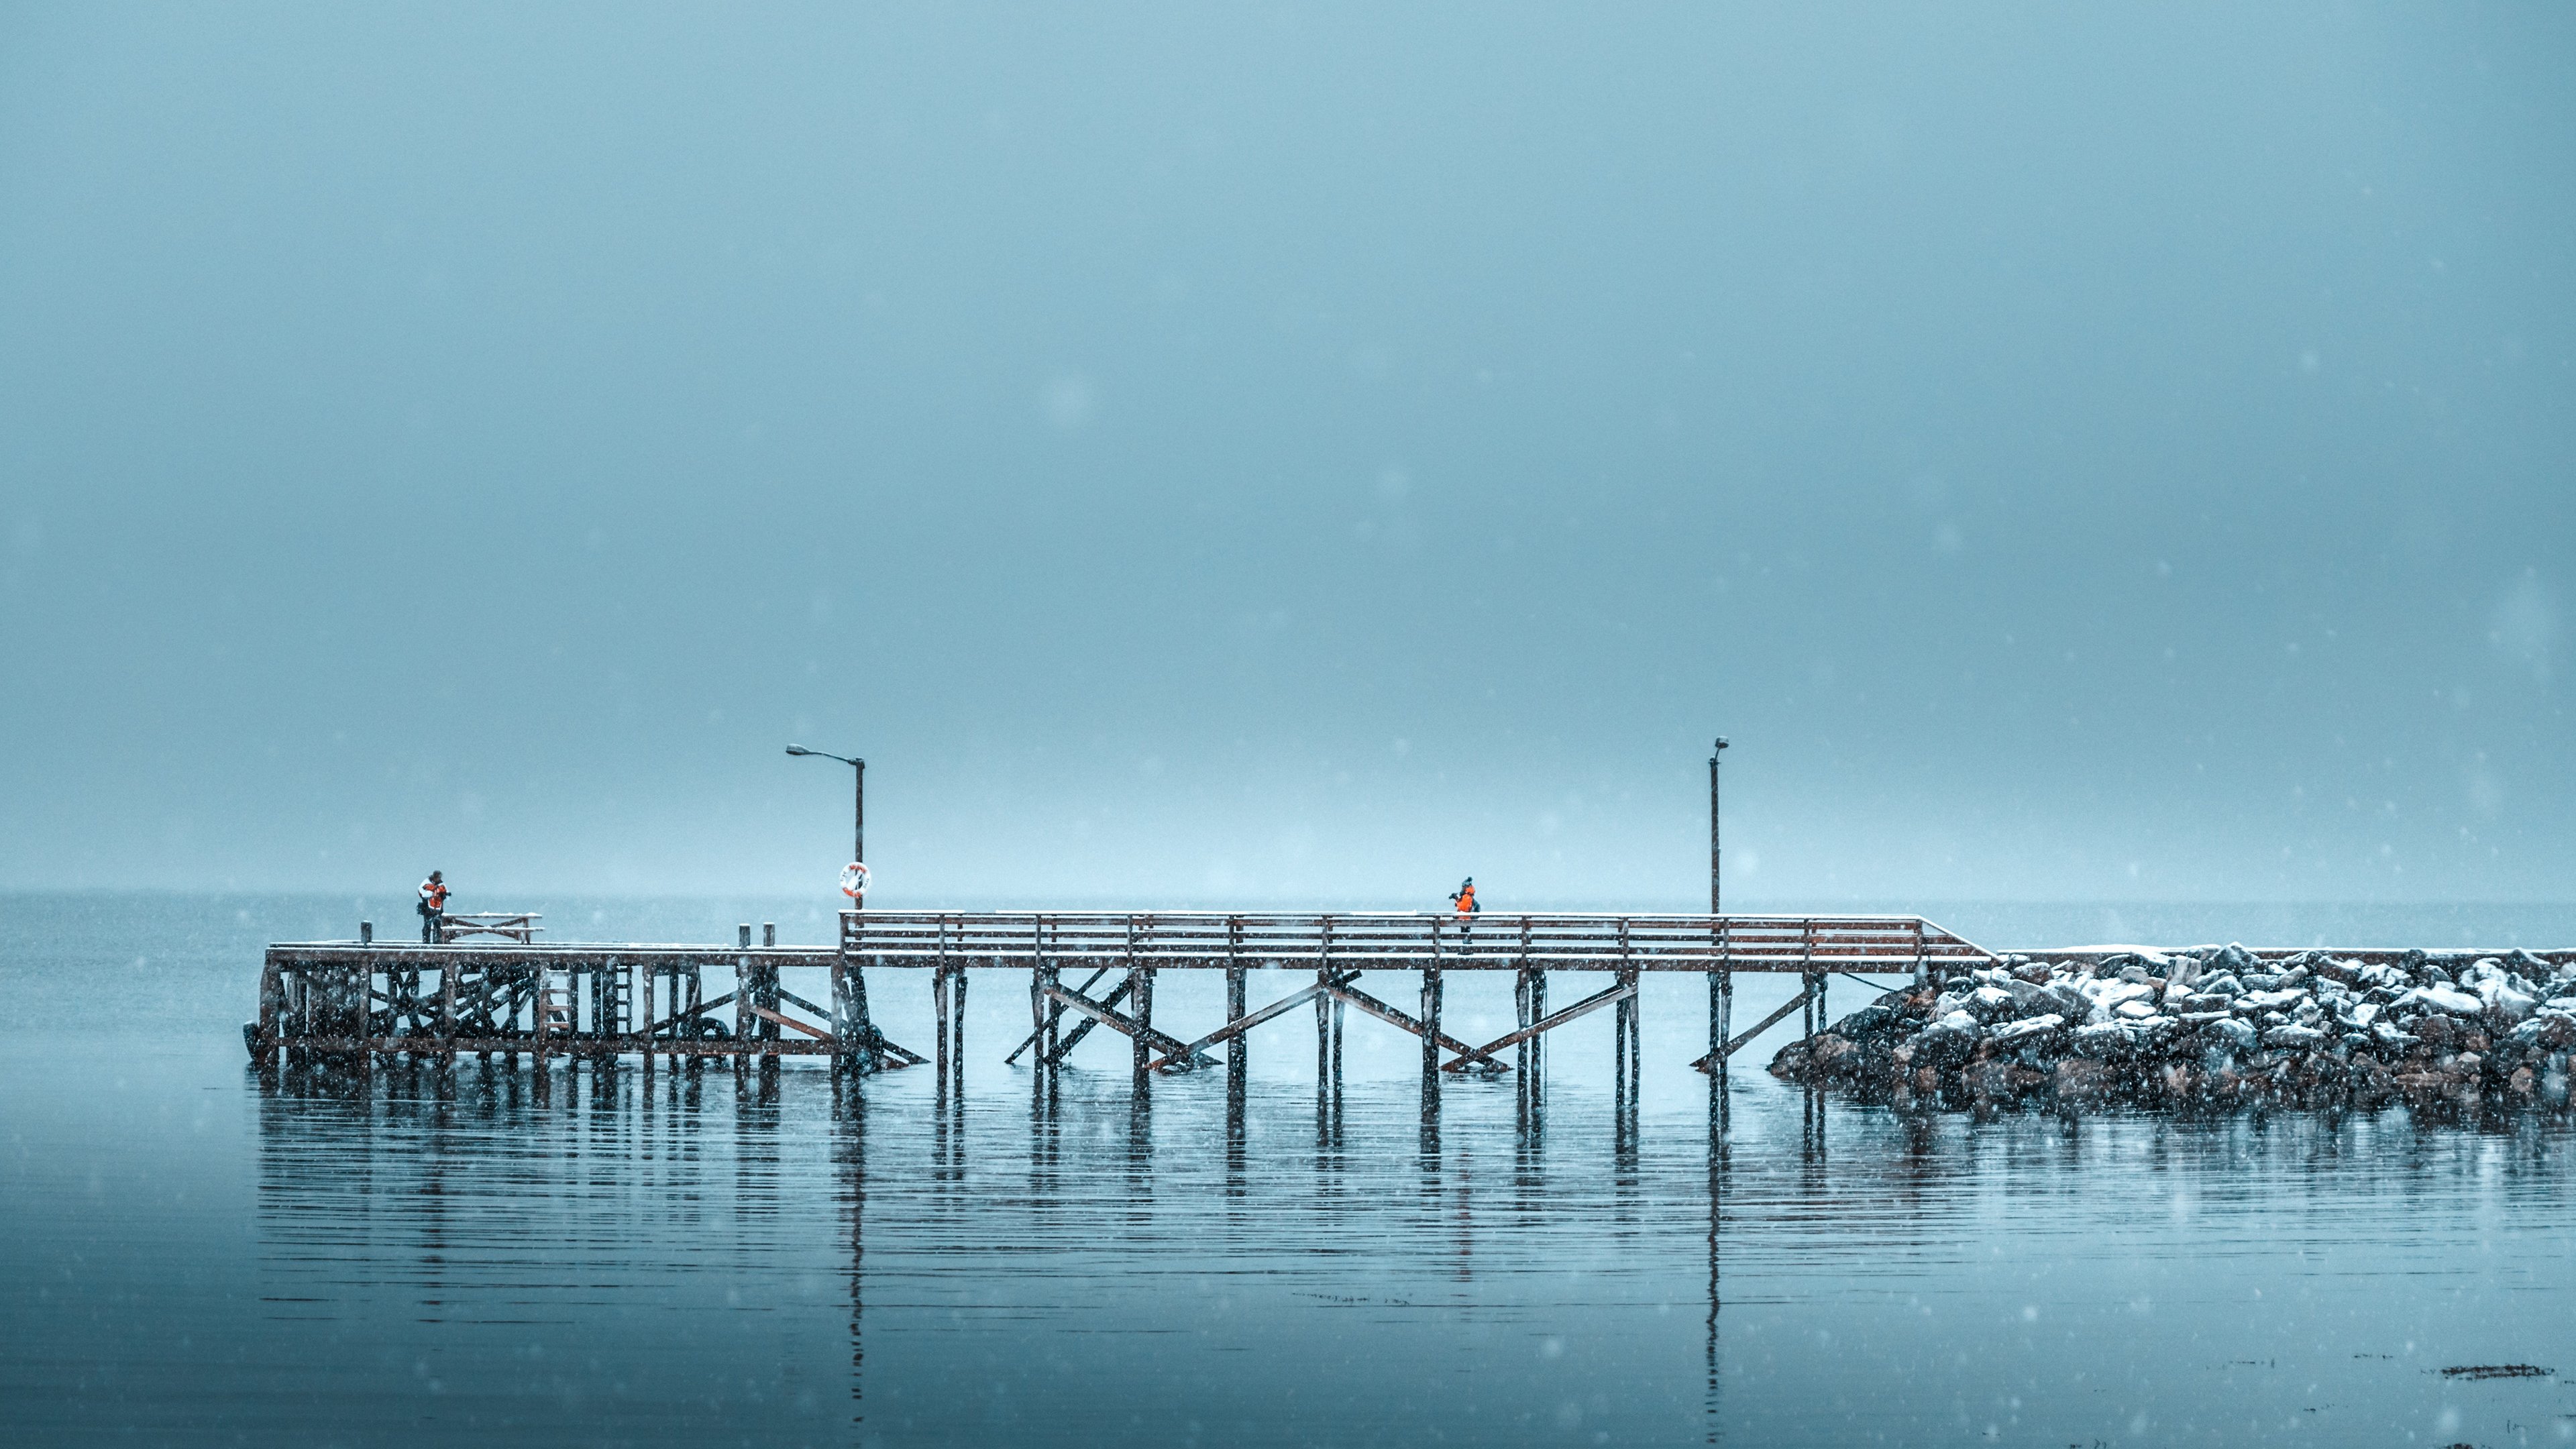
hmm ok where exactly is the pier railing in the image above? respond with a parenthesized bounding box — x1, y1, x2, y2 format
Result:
(839, 910, 1992, 973)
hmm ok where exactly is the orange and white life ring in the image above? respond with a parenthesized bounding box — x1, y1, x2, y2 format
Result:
(839, 861, 871, 899)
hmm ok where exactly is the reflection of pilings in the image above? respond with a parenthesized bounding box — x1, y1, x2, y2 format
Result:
(1226, 1066, 1248, 1197)
(932, 963, 967, 1103)
(833, 1089, 868, 1436)
(1611, 966, 1641, 1155)
(1224, 963, 1248, 1077)
(1225, 962, 1248, 1157)
(1126, 1057, 1153, 1173)
(1514, 966, 1548, 1134)
(1316, 967, 1344, 1153)
(1705, 1087, 1725, 1441)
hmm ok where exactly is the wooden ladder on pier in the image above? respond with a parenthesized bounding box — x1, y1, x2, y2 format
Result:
(596, 963, 632, 1037)
(536, 967, 578, 1041)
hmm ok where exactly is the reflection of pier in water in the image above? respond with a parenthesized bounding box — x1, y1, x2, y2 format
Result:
(254, 1025, 1882, 1442)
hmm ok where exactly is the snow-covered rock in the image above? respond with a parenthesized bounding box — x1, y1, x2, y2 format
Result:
(1774, 943, 2575, 1110)
(2400, 984, 2484, 1016)
(1992, 1014, 2064, 1045)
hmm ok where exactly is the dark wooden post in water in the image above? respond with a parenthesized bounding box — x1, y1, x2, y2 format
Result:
(1800, 917, 1821, 1049)
(1613, 916, 1640, 1099)
(1226, 916, 1247, 1086)
(1421, 932, 1444, 1086)
(1038, 918, 1059, 1066)
(439, 956, 459, 1061)
(933, 965, 951, 1089)
(1514, 912, 1535, 1083)
(254, 961, 284, 1069)
(950, 967, 967, 1092)
(1128, 918, 1152, 1081)
(1315, 966, 1332, 1083)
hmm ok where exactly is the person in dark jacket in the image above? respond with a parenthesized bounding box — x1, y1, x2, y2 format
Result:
(1448, 877, 1479, 917)
(418, 871, 450, 943)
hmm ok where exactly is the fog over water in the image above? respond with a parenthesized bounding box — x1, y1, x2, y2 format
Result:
(3, 5, 2571, 914)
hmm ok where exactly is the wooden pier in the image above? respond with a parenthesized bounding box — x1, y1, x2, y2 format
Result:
(248, 911, 1998, 1093)
(252, 744, 2559, 1108)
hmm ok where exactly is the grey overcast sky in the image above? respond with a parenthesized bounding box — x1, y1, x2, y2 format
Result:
(1, 3, 2569, 908)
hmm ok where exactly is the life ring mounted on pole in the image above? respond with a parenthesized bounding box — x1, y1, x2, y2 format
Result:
(839, 861, 871, 901)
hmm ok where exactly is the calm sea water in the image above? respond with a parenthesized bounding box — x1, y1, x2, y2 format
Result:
(5, 894, 2575, 1446)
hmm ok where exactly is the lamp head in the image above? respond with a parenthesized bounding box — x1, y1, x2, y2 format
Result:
(785, 745, 814, 756)
(1713, 737, 1729, 751)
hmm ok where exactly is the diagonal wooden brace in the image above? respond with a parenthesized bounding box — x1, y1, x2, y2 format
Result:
(1042, 983, 1209, 1067)
(1006, 965, 1112, 1065)
(1044, 971, 1134, 1063)
(641, 990, 737, 1038)
(1326, 978, 1510, 1075)
(1443, 979, 1636, 1073)
(1689, 981, 1816, 1071)
(865, 1028, 926, 1067)
(1146, 970, 1356, 1072)
(743, 1003, 833, 1041)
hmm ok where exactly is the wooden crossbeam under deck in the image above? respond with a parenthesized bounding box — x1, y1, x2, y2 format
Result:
(1040, 983, 1208, 1066)
(1689, 982, 1819, 1071)
(1440, 979, 1635, 1073)
(1042, 972, 1135, 1063)
(278, 1036, 843, 1057)
(1145, 971, 1355, 1071)
(1324, 977, 1508, 1073)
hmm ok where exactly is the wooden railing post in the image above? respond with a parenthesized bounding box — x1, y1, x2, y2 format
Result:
(1226, 915, 1246, 1085)
(1127, 916, 1150, 1082)
(1421, 919, 1444, 1087)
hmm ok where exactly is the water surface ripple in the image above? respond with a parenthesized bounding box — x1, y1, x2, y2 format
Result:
(5, 895, 2573, 1446)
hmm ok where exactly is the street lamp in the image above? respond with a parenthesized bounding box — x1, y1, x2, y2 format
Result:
(786, 745, 865, 905)
(1709, 736, 1728, 915)
(1709, 735, 1731, 1085)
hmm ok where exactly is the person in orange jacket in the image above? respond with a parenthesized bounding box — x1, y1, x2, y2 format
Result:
(418, 870, 451, 943)
(1448, 877, 1479, 917)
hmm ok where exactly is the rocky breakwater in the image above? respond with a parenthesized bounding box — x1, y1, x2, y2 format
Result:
(1772, 946, 2576, 1108)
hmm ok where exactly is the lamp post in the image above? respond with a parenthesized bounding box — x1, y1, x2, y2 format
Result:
(1709, 737, 1729, 1080)
(788, 743, 877, 1073)
(1709, 737, 1727, 914)
(786, 745, 865, 906)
